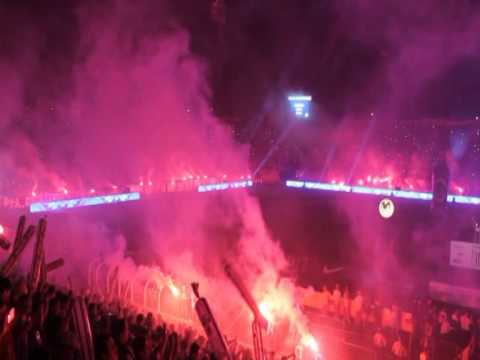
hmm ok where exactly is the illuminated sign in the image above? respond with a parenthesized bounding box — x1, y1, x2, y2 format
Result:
(288, 95, 312, 118)
(197, 180, 253, 193)
(379, 198, 395, 218)
(30, 192, 141, 213)
(285, 180, 480, 206)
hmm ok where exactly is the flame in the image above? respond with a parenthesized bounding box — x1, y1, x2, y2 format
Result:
(7, 308, 15, 324)
(258, 301, 274, 322)
(301, 333, 320, 354)
(252, 272, 324, 357)
(258, 300, 275, 332)
(167, 277, 180, 298)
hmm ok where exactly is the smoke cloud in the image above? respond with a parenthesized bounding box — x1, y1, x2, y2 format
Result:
(0, 0, 305, 352)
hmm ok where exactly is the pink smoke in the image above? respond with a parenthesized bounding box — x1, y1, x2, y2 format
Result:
(0, 0, 316, 355)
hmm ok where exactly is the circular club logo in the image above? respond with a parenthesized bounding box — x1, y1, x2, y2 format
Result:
(379, 198, 395, 219)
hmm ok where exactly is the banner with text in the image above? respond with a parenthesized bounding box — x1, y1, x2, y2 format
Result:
(450, 241, 480, 270)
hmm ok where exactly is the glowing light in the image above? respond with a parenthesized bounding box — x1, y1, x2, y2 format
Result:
(0, 224, 4, 235)
(288, 94, 312, 118)
(449, 195, 480, 205)
(31, 191, 37, 197)
(258, 301, 275, 325)
(379, 198, 395, 218)
(90, 189, 96, 194)
(301, 333, 320, 354)
(139, 181, 144, 186)
(288, 95, 312, 101)
(357, 179, 364, 185)
(392, 190, 432, 200)
(148, 181, 153, 186)
(305, 181, 351, 192)
(167, 278, 180, 298)
(286, 180, 305, 188)
(258, 300, 276, 334)
(30, 192, 141, 213)
(63, 189, 69, 195)
(286, 179, 480, 205)
(286, 180, 459, 202)
(352, 186, 390, 196)
(197, 180, 253, 193)
(7, 308, 15, 324)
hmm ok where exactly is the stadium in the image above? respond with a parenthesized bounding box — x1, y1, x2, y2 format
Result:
(2, 1, 480, 359)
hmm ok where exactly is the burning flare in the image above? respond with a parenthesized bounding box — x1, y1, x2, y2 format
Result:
(167, 277, 181, 298)
(301, 333, 320, 355)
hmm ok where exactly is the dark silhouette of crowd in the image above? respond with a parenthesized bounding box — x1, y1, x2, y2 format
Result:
(0, 275, 255, 360)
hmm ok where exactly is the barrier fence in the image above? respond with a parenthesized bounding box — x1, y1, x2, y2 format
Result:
(87, 259, 413, 359)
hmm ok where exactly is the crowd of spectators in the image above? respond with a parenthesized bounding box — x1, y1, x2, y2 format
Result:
(2, 269, 480, 359)
(303, 284, 480, 359)
(0, 274, 261, 360)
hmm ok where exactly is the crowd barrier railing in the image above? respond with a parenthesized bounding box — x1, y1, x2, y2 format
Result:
(88, 258, 196, 326)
